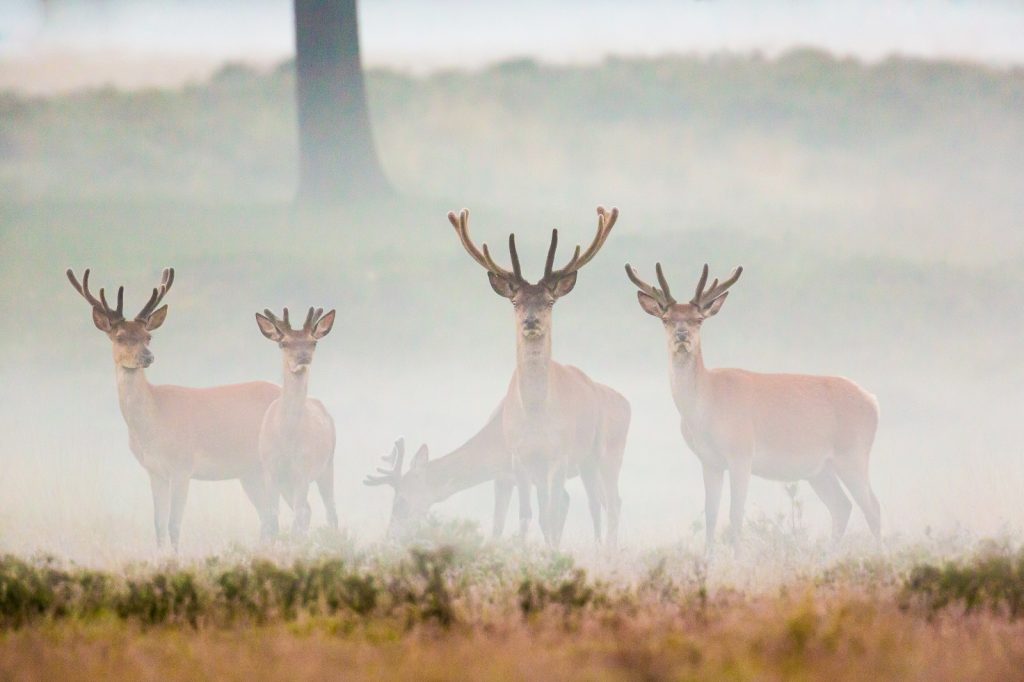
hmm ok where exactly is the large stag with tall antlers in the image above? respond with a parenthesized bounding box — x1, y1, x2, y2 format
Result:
(625, 263, 881, 553)
(435, 206, 631, 547)
(255, 306, 338, 536)
(67, 267, 280, 550)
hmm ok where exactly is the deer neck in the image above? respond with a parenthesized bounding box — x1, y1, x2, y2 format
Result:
(426, 445, 498, 503)
(669, 343, 709, 418)
(422, 408, 507, 504)
(515, 333, 552, 410)
(115, 366, 158, 440)
(280, 364, 311, 427)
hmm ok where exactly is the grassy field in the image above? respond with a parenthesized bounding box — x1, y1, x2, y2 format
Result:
(1, 528, 1023, 681)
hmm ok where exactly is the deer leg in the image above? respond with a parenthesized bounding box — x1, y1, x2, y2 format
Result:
(535, 473, 553, 546)
(316, 459, 339, 530)
(808, 466, 853, 542)
(266, 462, 286, 536)
(241, 472, 278, 541)
(549, 469, 570, 548)
(598, 452, 623, 551)
(728, 462, 751, 545)
(701, 463, 724, 557)
(167, 476, 190, 553)
(492, 477, 514, 539)
(148, 472, 171, 549)
(516, 469, 532, 540)
(601, 473, 622, 551)
(834, 465, 882, 540)
(291, 481, 312, 536)
(580, 464, 603, 545)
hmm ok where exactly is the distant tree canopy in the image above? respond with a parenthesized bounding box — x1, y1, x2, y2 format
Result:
(292, 0, 389, 202)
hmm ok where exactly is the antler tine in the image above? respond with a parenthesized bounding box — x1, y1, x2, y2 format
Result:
(625, 263, 674, 309)
(690, 264, 710, 306)
(544, 206, 618, 282)
(542, 229, 582, 279)
(67, 268, 124, 320)
(654, 263, 675, 306)
(98, 287, 125, 320)
(306, 307, 325, 333)
(448, 208, 519, 282)
(507, 233, 522, 280)
(699, 266, 743, 306)
(261, 307, 293, 333)
(135, 267, 175, 321)
(363, 438, 406, 488)
(66, 268, 98, 308)
(578, 205, 618, 266)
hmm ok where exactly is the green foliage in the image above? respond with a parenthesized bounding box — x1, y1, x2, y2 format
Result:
(902, 545, 1024, 619)
(405, 547, 456, 627)
(518, 569, 596, 617)
(0, 554, 388, 628)
(0, 555, 115, 627)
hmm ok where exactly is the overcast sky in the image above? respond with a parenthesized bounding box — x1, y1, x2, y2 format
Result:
(3, 0, 1024, 69)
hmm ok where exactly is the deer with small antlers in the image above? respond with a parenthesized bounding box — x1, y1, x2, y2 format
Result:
(255, 307, 338, 536)
(440, 206, 631, 547)
(363, 420, 515, 540)
(625, 262, 881, 553)
(67, 268, 281, 550)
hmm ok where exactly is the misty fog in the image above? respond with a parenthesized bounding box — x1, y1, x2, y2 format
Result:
(1, 4, 1023, 569)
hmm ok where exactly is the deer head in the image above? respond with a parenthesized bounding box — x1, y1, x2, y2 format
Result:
(448, 207, 618, 341)
(255, 307, 336, 374)
(363, 438, 432, 537)
(67, 267, 174, 369)
(625, 262, 743, 355)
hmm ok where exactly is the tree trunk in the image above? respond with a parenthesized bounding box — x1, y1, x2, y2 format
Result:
(293, 0, 389, 202)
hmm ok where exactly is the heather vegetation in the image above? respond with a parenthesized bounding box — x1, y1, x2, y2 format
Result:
(1, 525, 1023, 680)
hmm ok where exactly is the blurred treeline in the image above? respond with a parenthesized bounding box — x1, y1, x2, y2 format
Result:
(2, 49, 1023, 263)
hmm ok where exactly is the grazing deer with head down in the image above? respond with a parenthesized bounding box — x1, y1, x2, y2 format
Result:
(67, 268, 281, 550)
(255, 307, 338, 536)
(363, 421, 516, 540)
(444, 207, 631, 547)
(625, 263, 881, 554)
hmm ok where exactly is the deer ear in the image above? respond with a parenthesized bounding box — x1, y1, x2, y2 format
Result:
(312, 309, 335, 339)
(145, 305, 168, 331)
(255, 313, 283, 341)
(487, 272, 518, 299)
(701, 293, 728, 318)
(636, 291, 664, 317)
(410, 444, 429, 470)
(92, 308, 113, 332)
(549, 272, 578, 298)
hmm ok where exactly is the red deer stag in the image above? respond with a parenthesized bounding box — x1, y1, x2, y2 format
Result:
(67, 268, 280, 550)
(625, 262, 881, 554)
(442, 207, 631, 547)
(255, 307, 338, 536)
